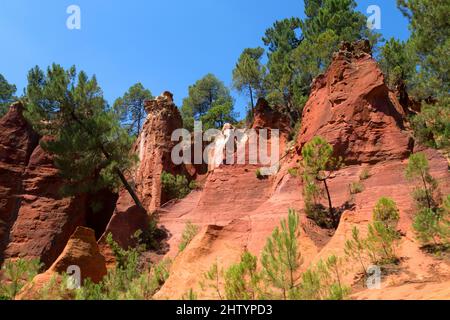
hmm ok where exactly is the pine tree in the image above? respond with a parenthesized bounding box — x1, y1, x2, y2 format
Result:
(405, 152, 438, 210)
(113, 83, 153, 136)
(397, 0, 449, 99)
(0, 74, 17, 117)
(232, 47, 266, 118)
(25, 64, 144, 209)
(372, 197, 400, 229)
(379, 38, 415, 89)
(302, 136, 341, 227)
(261, 209, 302, 299)
(181, 74, 236, 131)
(224, 251, 261, 300)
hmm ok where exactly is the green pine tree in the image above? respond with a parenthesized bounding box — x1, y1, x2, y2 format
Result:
(261, 209, 302, 299)
(0, 74, 17, 117)
(113, 83, 153, 136)
(25, 64, 143, 209)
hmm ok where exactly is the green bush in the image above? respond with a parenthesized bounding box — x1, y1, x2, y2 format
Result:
(161, 171, 193, 200)
(75, 235, 171, 300)
(178, 221, 200, 252)
(224, 251, 262, 300)
(372, 197, 400, 229)
(261, 209, 301, 299)
(255, 168, 264, 179)
(349, 181, 364, 194)
(365, 221, 400, 265)
(0, 258, 42, 300)
(359, 168, 371, 180)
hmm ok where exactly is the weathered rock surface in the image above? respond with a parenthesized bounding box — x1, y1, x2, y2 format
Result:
(0, 102, 39, 262)
(155, 42, 450, 299)
(296, 41, 414, 165)
(0, 104, 88, 268)
(16, 227, 106, 299)
(98, 92, 183, 261)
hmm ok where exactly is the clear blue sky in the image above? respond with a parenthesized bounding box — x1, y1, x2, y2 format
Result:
(0, 0, 410, 119)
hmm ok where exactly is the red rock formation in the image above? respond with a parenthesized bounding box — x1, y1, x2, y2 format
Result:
(154, 41, 450, 299)
(16, 227, 106, 299)
(99, 92, 183, 261)
(0, 102, 39, 261)
(296, 41, 414, 165)
(0, 103, 88, 268)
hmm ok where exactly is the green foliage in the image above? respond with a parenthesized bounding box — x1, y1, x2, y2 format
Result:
(0, 73, 17, 117)
(405, 152, 438, 210)
(255, 168, 264, 179)
(365, 221, 400, 265)
(136, 218, 165, 251)
(302, 136, 340, 227)
(344, 227, 367, 275)
(261, 1, 379, 123)
(349, 181, 364, 195)
(181, 74, 236, 131)
(178, 221, 200, 252)
(372, 197, 400, 229)
(0, 258, 42, 300)
(113, 83, 153, 136)
(410, 98, 450, 152)
(359, 168, 371, 180)
(397, 0, 449, 100)
(201, 262, 223, 300)
(25, 64, 138, 200)
(295, 255, 350, 300)
(76, 235, 171, 300)
(224, 251, 262, 300)
(287, 167, 299, 177)
(379, 38, 415, 88)
(261, 209, 302, 299)
(232, 47, 266, 115)
(182, 288, 198, 300)
(413, 207, 448, 246)
(161, 171, 194, 200)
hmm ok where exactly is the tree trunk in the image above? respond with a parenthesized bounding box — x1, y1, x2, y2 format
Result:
(323, 179, 335, 225)
(70, 111, 145, 210)
(249, 85, 255, 116)
(420, 171, 432, 209)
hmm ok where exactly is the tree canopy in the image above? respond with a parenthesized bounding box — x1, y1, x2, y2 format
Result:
(113, 83, 153, 136)
(181, 73, 236, 131)
(0, 74, 17, 117)
(25, 64, 142, 208)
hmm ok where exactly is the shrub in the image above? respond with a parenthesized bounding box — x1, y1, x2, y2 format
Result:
(405, 153, 438, 210)
(349, 181, 364, 194)
(288, 167, 299, 177)
(76, 235, 171, 300)
(261, 209, 302, 299)
(295, 256, 350, 300)
(365, 221, 400, 265)
(372, 197, 400, 229)
(344, 227, 367, 275)
(137, 218, 165, 251)
(359, 168, 371, 180)
(179, 221, 200, 252)
(0, 258, 42, 300)
(161, 171, 192, 200)
(413, 208, 446, 246)
(302, 136, 341, 228)
(224, 251, 262, 300)
(255, 168, 264, 179)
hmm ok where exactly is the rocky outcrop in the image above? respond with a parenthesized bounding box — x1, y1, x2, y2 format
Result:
(99, 92, 183, 260)
(155, 42, 450, 299)
(0, 102, 39, 262)
(296, 41, 414, 165)
(16, 227, 106, 299)
(0, 104, 88, 268)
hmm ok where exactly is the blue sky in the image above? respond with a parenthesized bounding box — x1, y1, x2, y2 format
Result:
(0, 0, 410, 119)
